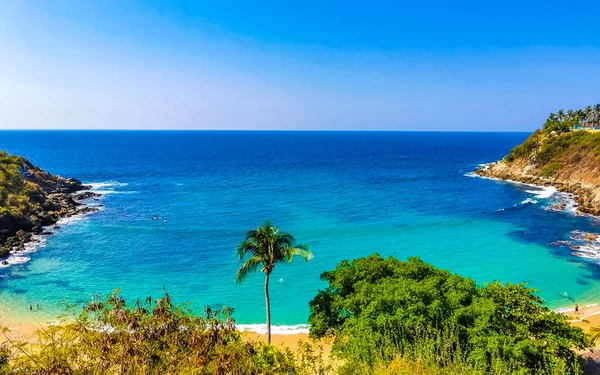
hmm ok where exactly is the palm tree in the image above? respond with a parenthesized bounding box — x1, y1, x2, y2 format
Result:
(557, 109, 565, 121)
(235, 221, 313, 344)
(590, 326, 600, 343)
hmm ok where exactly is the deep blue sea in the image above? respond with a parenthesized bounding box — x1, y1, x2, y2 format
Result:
(2, 131, 600, 332)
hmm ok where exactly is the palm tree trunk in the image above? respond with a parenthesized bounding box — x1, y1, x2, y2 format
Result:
(265, 272, 271, 344)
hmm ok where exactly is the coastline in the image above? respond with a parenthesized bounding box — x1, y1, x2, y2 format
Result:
(467, 168, 581, 215)
(474, 161, 600, 217)
(468, 167, 600, 263)
(3, 303, 597, 355)
(0, 312, 327, 353)
(0, 189, 103, 269)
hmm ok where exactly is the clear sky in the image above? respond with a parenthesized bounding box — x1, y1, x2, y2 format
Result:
(1, 0, 599, 131)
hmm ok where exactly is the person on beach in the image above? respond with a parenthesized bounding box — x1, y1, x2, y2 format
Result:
(575, 304, 579, 313)
(29, 305, 32, 311)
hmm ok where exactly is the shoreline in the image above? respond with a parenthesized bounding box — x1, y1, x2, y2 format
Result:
(0, 188, 103, 269)
(474, 161, 600, 217)
(0, 313, 327, 353)
(467, 168, 583, 215)
(2, 303, 599, 354)
(468, 167, 600, 263)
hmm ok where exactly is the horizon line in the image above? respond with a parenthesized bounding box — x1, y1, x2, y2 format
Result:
(0, 128, 534, 133)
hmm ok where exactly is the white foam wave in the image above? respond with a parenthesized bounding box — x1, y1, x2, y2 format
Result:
(0, 255, 31, 268)
(89, 189, 136, 195)
(556, 307, 574, 313)
(86, 181, 134, 196)
(525, 186, 557, 199)
(521, 198, 538, 205)
(467, 172, 558, 198)
(87, 181, 129, 189)
(237, 324, 310, 335)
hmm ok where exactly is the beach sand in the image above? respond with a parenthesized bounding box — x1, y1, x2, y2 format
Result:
(0, 315, 329, 355)
(241, 331, 331, 354)
(3, 305, 598, 357)
(563, 303, 600, 330)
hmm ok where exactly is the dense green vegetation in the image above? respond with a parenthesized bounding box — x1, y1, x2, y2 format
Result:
(0, 151, 44, 217)
(308, 255, 589, 374)
(235, 221, 313, 344)
(505, 127, 600, 168)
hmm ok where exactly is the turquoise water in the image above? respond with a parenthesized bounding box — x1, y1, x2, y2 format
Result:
(1, 131, 600, 331)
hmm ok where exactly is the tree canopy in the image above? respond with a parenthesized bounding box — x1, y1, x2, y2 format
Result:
(309, 254, 588, 374)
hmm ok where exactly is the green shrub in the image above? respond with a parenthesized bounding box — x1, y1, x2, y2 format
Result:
(0, 151, 44, 219)
(541, 162, 562, 177)
(309, 255, 588, 375)
(505, 131, 541, 162)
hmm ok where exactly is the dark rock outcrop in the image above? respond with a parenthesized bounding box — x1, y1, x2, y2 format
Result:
(0, 157, 100, 260)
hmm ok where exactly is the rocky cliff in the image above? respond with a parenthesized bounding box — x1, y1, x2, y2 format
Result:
(0, 152, 100, 260)
(475, 130, 600, 216)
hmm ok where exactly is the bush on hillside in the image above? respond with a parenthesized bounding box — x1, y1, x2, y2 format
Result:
(505, 130, 542, 162)
(0, 151, 44, 217)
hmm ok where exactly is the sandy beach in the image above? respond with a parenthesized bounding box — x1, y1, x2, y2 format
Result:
(6, 304, 600, 352)
(0, 313, 329, 355)
(241, 331, 331, 354)
(563, 303, 600, 330)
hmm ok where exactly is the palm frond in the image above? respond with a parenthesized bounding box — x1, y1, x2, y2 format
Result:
(235, 240, 259, 260)
(235, 256, 261, 284)
(290, 244, 313, 262)
(235, 221, 313, 282)
(589, 327, 600, 343)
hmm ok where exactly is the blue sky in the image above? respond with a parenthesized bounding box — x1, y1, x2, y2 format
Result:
(0, 1, 599, 130)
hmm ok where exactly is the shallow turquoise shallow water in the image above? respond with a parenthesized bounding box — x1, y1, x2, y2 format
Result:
(1, 131, 600, 331)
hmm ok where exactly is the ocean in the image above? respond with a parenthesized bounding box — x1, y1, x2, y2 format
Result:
(1, 131, 600, 333)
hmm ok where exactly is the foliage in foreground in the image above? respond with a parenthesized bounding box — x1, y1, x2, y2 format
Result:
(309, 254, 589, 375)
(0, 290, 332, 375)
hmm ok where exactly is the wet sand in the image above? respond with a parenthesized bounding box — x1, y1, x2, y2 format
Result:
(563, 302, 600, 331)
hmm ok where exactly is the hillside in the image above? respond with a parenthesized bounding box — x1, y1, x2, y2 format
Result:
(476, 105, 600, 216)
(0, 151, 96, 259)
